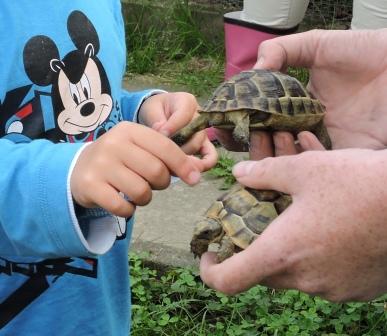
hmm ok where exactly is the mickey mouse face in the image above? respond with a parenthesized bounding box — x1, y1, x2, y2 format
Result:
(23, 11, 113, 138)
(57, 57, 112, 135)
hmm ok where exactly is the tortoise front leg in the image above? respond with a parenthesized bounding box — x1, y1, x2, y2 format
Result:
(171, 114, 210, 146)
(216, 235, 235, 263)
(226, 111, 250, 144)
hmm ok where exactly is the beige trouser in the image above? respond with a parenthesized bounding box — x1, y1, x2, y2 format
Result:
(352, 0, 387, 29)
(241, 0, 387, 29)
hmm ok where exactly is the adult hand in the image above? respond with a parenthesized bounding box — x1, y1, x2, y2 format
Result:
(200, 149, 387, 302)
(257, 28, 387, 153)
(138, 92, 218, 171)
(70, 121, 203, 218)
(217, 29, 387, 157)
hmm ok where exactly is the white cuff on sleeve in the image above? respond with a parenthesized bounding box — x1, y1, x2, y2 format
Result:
(66, 143, 117, 255)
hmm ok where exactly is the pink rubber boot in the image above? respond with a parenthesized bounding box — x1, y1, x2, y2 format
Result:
(224, 13, 298, 79)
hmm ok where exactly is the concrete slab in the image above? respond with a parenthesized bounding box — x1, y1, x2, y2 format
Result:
(131, 173, 226, 268)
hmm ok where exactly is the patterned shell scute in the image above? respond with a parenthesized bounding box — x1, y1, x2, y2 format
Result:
(218, 186, 280, 248)
(190, 184, 293, 261)
(201, 69, 323, 116)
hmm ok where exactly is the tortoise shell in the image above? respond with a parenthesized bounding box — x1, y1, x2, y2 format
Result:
(190, 185, 292, 262)
(172, 69, 331, 149)
(201, 69, 324, 116)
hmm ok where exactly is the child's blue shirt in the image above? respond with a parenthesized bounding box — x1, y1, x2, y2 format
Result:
(0, 1, 158, 334)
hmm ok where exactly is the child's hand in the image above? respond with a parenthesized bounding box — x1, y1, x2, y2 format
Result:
(70, 121, 203, 218)
(138, 92, 218, 171)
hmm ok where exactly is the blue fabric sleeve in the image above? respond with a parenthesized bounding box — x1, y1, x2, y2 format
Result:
(0, 139, 89, 258)
(63, 89, 167, 255)
(0, 91, 166, 258)
(120, 89, 166, 122)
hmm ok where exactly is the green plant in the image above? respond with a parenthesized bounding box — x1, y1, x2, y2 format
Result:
(124, 0, 224, 96)
(208, 153, 239, 190)
(130, 252, 387, 336)
(288, 67, 309, 86)
(124, 4, 161, 74)
(159, 56, 224, 97)
(170, 0, 216, 57)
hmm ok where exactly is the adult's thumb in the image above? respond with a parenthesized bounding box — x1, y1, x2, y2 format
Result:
(255, 31, 320, 71)
(233, 156, 297, 194)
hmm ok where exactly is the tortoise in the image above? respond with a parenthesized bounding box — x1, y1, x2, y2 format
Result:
(190, 185, 292, 262)
(172, 69, 331, 149)
(175, 69, 332, 261)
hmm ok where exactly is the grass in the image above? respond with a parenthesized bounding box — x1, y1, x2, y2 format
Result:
(124, 0, 224, 97)
(208, 152, 238, 190)
(288, 67, 309, 86)
(130, 252, 387, 336)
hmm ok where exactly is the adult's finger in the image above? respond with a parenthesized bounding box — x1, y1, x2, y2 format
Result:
(214, 129, 246, 152)
(273, 132, 298, 156)
(232, 155, 300, 195)
(249, 131, 273, 160)
(200, 208, 301, 294)
(297, 131, 326, 151)
(255, 29, 387, 74)
(200, 246, 272, 294)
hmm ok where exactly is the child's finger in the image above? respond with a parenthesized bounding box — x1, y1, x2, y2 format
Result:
(121, 142, 171, 190)
(186, 139, 218, 172)
(107, 165, 153, 206)
(179, 130, 207, 154)
(92, 183, 136, 218)
(160, 110, 198, 138)
(128, 124, 201, 185)
(158, 92, 199, 137)
(197, 138, 218, 171)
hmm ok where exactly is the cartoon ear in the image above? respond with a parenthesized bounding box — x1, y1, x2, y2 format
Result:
(67, 10, 100, 56)
(23, 36, 61, 86)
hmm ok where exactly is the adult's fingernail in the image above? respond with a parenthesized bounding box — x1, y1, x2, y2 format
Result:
(256, 57, 265, 68)
(188, 170, 201, 184)
(233, 161, 256, 178)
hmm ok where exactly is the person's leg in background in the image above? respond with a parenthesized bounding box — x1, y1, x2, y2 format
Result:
(223, 0, 309, 79)
(351, 0, 387, 29)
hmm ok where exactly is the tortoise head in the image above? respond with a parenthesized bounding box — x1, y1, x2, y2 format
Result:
(190, 218, 223, 258)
